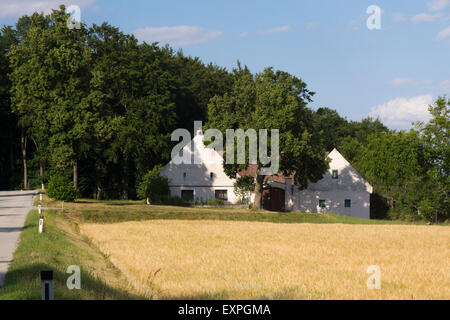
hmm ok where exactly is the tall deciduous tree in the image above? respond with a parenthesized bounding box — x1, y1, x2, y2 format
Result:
(10, 6, 93, 189)
(416, 96, 449, 220)
(9, 14, 48, 189)
(207, 63, 328, 209)
(0, 26, 20, 188)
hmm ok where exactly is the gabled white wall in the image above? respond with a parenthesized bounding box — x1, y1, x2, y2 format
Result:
(287, 149, 373, 219)
(160, 132, 239, 203)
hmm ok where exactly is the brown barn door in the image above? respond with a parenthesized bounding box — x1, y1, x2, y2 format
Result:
(262, 188, 285, 212)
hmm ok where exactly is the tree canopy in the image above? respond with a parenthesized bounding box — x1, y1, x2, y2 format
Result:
(207, 64, 328, 209)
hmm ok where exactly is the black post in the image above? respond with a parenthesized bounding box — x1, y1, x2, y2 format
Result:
(40, 270, 54, 300)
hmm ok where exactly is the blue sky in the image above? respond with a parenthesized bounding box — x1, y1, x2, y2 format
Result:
(1, 0, 449, 129)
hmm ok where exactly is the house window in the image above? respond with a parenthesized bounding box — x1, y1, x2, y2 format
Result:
(181, 190, 194, 202)
(345, 199, 351, 208)
(183, 172, 187, 180)
(319, 200, 326, 208)
(215, 190, 228, 200)
(332, 170, 338, 179)
(210, 172, 214, 180)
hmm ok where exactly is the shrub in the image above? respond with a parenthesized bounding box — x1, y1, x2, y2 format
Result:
(233, 176, 255, 204)
(137, 165, 170, 204)
(162, 196, 187, 206)
(46, 175, 77, 201)
(206, 198, 225, 206)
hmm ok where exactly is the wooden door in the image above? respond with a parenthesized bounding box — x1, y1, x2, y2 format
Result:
(262, 188, 285, 212)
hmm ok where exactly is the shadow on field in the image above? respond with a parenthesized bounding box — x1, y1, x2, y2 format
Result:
(0, 263, 147, 300)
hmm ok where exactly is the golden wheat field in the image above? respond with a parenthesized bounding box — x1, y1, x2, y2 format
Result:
(81, 220, 450, 300)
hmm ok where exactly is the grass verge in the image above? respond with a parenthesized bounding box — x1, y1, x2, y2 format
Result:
(37, 195, 437, 226)
(0, 209, 144, 300)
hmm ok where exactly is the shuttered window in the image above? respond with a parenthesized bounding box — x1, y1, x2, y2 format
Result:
(332, 170, 338, 179)
(215, 190, 228, 200)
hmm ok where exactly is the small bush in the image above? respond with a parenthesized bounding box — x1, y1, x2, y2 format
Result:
(46, 175, 77, 201)
(233, 176, 255, 204)
(137, 165, 170, 204)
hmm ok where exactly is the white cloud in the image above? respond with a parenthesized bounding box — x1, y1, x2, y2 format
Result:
(440, 80, 450, 90)
(428, 0, 450, 11)
(411, 12, 445, 23)
(259, 25, 291, 34)
(369, 95, 433, 129)
(390, 78, 415, 86)
(133, 26, 222, 47)
(0, 0, 95, 18)
(238, 32, 249, 38)
(437, 25, 450, 39)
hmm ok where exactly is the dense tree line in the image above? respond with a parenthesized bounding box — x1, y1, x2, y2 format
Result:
(1, 6, 233, 199)
(0, 6, 447, 220)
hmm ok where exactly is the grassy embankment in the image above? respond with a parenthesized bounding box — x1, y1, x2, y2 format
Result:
(37, 195, 434, 226)
(0, 202, 145, 299)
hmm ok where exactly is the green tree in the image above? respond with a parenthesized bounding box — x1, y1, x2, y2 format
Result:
(313, 107, 351, 151)
(416, 96, 449, 220)
(46, 175, 77, 201)
(9, 7, 92, 190)
(348, 117, 389, 145)
(137, 165, 170, 204)
(207, 64, 328, 209)
(8, 14, 48, 189)
(0, 26, 21, 189)
(358, 131, 427, 196)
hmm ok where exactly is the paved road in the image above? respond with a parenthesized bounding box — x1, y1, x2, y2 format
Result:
(0, 190, 35, 287)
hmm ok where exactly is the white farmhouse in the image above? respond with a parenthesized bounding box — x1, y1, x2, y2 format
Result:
(160, 131, 240, 204)
(160, 131, 373, 219)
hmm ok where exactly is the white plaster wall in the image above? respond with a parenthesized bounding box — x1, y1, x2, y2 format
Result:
(161, 132, 239, 203)
(291, 189, 370, 219)
(169, 186, 239, 204)
(285, 149, 372, 219)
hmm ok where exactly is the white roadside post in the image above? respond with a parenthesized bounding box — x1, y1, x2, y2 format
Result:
(40, 193, 43, 201)
(38, 204, 44, 233)
(39, 216, 44, 233)
(40, 270, 54, 300)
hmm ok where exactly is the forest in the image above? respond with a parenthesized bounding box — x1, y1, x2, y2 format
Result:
(0, 6, 448, 221)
